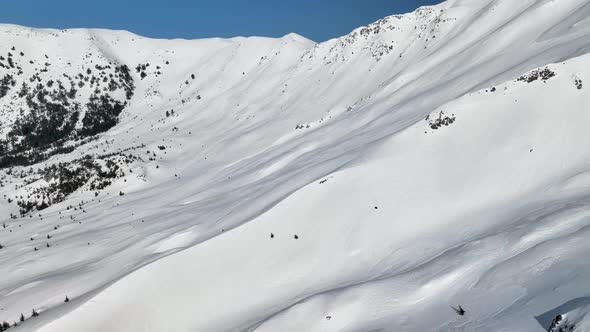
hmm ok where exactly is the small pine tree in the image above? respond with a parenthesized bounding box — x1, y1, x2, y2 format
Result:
(32, 309, 39, 317)
(20, 313, 24, 322)
(65, 296, 70, 303)
(452, 305, 466, 316)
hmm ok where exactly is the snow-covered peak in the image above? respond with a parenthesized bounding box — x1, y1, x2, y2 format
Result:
(2, 0, 590, 331)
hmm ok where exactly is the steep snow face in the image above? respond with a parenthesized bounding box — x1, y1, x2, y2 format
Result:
(1, 0, 590, 331)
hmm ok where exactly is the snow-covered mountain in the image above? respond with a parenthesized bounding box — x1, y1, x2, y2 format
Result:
(1, 0, 590, 331)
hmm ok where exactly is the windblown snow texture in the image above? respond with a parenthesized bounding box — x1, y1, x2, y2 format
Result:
(1, 0, 590, 331)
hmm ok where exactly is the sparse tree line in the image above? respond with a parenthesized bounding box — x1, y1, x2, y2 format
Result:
(0, 297, 70, 331)
(0, 45, 135, 169)
(5, 151, 140, 216)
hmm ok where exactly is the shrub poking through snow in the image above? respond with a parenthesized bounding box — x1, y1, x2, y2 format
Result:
(0, 321, 11, 331)
(517, 67, 556, 83)
(547, 314, 576, 332)
(426, 111, 456, 130)
(575, 77, 583, 90)
(452, 305, 466, 316)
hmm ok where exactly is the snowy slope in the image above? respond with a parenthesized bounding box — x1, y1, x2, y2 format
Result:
(1, 0, 590, 331)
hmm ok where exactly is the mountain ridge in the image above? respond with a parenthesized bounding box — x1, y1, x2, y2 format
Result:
(1, 0, 590, 331)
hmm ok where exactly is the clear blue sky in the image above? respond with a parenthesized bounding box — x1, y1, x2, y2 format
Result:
(0, 0, 444, 42)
